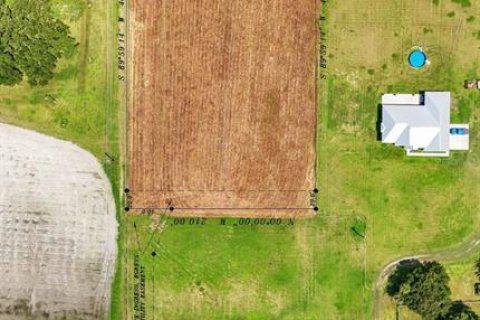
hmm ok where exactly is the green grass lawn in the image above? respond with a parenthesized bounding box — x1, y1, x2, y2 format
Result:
(122, 215, 367, 320)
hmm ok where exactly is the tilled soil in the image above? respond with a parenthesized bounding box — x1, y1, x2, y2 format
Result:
(128, 1, 318, 217)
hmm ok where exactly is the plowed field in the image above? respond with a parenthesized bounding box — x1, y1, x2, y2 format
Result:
(128, 0, 318, 217)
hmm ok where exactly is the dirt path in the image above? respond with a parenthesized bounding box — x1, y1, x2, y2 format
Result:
(373, 230, 480, 319)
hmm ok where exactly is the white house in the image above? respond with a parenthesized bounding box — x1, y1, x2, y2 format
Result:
(380, 91, 469, 157)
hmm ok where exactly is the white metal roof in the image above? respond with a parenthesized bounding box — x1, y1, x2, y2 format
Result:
(381, 92, 450, 153)
(382, 93, 421, 105)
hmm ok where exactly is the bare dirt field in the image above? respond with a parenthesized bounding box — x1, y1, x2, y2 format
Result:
(0, 124, 117, 319)
(128, 0, 318, 217)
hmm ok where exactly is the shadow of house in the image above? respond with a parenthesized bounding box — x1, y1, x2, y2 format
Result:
(376, 103, 383, 141)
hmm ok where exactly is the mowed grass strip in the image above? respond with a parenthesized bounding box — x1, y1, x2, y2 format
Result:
(123, 215, 366, 320)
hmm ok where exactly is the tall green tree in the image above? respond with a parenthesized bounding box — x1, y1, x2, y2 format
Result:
(0, 0, 76, 86)
(386, 260, 452, 320)
(442, 302, 479, 320)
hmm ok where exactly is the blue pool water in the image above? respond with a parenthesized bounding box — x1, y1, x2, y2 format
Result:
(408, 50, 427, 68)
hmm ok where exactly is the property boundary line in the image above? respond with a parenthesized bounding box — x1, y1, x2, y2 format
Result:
(122, 0, 130, 199)
(313, 0, 320, 194)
(131, 207, 317, 210)
(127, 189, 317, 192)
(121, 2, 130, 320)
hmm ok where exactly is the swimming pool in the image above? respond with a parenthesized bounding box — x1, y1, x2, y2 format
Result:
(408, 50, 427, 69)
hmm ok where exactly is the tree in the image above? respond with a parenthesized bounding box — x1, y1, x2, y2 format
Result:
(0, 51, 22, 85)
(442, 302, 479, 320)
(386, 260, 452, 320)
(387, 260, 480, 320)
(0, 0, 76, 86)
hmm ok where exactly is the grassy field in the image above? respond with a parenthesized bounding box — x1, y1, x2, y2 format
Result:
(319, 0, 480, 318)
(322, 0, 480, 256)
(446, 257, 480, 314)
(122, 214, 367, 320)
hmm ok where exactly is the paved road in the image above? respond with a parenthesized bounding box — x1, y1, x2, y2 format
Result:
(373, 231, 480, 319)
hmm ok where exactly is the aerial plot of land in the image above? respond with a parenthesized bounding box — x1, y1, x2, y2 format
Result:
(1, 0, 480, 319)
(121, 0, 479, 318)
(127, 0, 318, 216)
